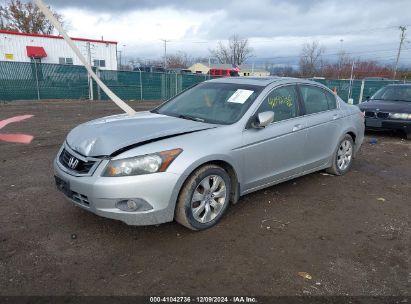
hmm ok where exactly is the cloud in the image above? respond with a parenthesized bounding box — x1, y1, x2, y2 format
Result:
(44, 0, 410, 66)
(48, 0, 230, 12)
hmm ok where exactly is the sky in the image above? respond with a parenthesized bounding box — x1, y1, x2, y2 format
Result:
(44, 0, 411, 67)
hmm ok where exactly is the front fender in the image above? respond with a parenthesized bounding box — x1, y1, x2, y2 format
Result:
(166, 154, 242, 216)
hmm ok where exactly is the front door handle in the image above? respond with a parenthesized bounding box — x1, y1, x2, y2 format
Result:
(292, 124, 302, 132)
(333, 114, 340, 120)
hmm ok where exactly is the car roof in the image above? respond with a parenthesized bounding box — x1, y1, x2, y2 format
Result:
(206, 76, 320, 87)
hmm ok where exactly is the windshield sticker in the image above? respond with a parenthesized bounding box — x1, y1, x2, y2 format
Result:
(227, 89, 254, 104)
(268, 96, 293, 109)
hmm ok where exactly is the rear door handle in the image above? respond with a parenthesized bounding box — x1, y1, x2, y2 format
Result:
(292, 124, 302, 132)
(333, 114, 340, 120)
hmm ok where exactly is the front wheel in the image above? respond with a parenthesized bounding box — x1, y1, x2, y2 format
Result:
(326, 135, 354, 176)
(175, 165, 231, 231)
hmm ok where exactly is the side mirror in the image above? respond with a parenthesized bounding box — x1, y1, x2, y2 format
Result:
(253, 111, 274, 128)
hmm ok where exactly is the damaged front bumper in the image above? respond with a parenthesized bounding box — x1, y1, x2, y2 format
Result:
(53, 148, 182, 226)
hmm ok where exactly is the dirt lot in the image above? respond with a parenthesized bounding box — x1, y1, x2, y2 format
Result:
(0, 100, 410, 296)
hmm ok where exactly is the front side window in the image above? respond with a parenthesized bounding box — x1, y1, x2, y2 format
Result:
(256, 85, 300, 122)
(300, 85, 332, 114)
(155, 82, 263, 125)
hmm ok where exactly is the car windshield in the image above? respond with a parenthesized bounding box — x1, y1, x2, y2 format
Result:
(154, 82, 263, 124)
(371, 86, 411, 102)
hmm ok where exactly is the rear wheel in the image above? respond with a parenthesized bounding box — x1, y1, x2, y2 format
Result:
(326, 134, 354, 176)
(175, 165, 231, 231)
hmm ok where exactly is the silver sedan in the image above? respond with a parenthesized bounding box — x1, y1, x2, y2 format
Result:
(54, 77, 364, 230)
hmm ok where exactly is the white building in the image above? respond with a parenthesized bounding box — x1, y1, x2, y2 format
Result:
(0, 29, 118, 70)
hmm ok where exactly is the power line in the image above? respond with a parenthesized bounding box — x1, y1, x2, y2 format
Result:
(159, 24, 411, 46)
(256, 48, 400, 60)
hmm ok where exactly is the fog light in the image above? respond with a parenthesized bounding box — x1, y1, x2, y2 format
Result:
(127, 200, 138, 210)
(115, 198, 153, 212)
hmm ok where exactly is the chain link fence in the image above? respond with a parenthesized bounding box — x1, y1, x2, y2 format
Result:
(311, 78, 405, 104)
(0, 61, 89, 101)
(0, 61, 408, 104)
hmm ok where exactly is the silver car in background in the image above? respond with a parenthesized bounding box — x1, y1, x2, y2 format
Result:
(54, 77, 364, 230)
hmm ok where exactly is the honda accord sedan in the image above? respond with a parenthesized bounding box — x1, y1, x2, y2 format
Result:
(54, 77, 364, 230)
(359, 84, 411, 139)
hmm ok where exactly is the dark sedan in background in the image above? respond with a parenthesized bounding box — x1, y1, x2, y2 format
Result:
(359, 84, 411, 139)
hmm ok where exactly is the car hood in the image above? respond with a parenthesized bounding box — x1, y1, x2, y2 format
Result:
(359, 100, 411, 113)
(66, 111, 216, 157)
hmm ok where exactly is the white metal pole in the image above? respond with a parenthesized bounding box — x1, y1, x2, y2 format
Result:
(139, 68, 143, 100)
(33, 59, 40, 100)
(96, 68, 101, 100)
(348, 61, 355, 100)
(34, 0, 135, 115)
(87, 42, 94, 101)
(358, 79, 365, 104)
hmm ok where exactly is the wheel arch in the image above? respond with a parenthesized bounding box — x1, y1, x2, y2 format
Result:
(346, 131, 357, 143)
(170, 156, 241, 219)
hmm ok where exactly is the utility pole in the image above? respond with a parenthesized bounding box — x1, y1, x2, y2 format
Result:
(118, 50, 122, 70)
(122, 44, 126, 69)
(161, 39, 170, 70)
(393, 26, 407, 79)
(338, 39, 344, 79)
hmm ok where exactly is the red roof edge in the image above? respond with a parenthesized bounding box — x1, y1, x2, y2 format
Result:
(0, 29, 118, 44)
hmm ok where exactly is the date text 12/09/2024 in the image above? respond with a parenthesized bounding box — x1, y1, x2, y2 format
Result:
(149, 296, 258, 303)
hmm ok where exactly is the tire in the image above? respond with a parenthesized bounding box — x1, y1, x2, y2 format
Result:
(175, 165, 231, 231)
(326, 134, 355, 176)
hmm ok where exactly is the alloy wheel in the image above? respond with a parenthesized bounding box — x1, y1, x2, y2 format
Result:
(191, 175, 227, 223)
(337, 139, 353, 171)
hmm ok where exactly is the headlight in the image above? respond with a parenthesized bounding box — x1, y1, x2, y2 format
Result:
(103, 148, 182, 177)
(389, 113, 411, 120)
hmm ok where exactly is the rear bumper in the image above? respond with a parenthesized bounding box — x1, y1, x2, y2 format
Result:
(365, 118, 411, 133)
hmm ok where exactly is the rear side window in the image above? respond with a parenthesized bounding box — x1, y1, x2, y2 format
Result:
(300, 85, 333, 114)
(257, 85, 300, 122)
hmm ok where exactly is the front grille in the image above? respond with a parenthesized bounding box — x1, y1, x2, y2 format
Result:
(59, 148, 96, 175)
(364, 111, 375, 118)
(377, 112, 389, 119)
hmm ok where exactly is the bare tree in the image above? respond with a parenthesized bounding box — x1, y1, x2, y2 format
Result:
(266, 64, 297, 77)
(299, 41, 325, 77)
(0, 0, 63, 34)
(336, 50, 352, 79)
(166, 51, 194, 69)
(210, 35, 253, 65)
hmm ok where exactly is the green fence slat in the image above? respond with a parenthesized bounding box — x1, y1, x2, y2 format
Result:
(0, 61, 408, 103)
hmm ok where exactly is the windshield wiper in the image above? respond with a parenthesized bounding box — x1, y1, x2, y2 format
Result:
(178, 114, 205, 122)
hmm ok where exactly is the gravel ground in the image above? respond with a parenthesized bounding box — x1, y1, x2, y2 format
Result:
(0, 100, 410, 296)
